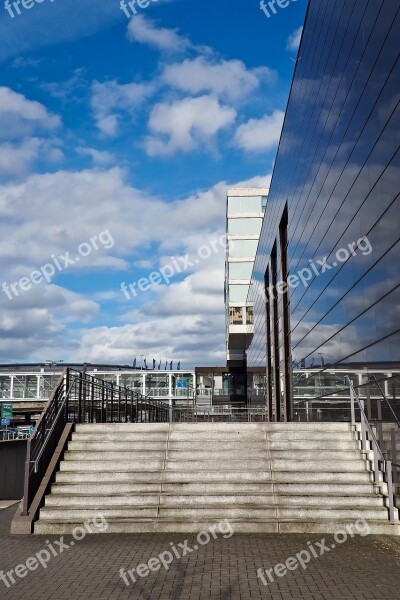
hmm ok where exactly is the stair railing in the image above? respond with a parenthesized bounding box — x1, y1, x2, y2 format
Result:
(348, 377, 397, 522)
(368, 375, 400, 427)
(21, 368, 171, 517)
(368, 375, 400, 488)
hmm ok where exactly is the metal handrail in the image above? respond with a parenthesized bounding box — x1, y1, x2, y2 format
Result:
(347, 377, 397, 523)
(29, 399, 67, 472)
(369, 375, 400, 428)
(21, 368, 171, 517)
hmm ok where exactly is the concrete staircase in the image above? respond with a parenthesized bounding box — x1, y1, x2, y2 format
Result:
(34, 422, 400, 535)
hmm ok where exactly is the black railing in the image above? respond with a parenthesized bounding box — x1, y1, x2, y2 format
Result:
(21, 368, 170, 516)
(22, 371, 68, 515)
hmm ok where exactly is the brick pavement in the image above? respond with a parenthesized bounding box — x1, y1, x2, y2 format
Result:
(1, 504, 400, 600)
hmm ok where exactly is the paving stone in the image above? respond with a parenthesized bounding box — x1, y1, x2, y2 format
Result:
(1, 505, 400, 599)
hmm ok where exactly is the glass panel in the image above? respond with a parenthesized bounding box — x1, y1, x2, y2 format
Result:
(228, 196, 262, 213)
(12, 375, 38, 398)
(40, 375, 59, 398)
(245, 306, 254, 325)
(119, 374, 142, 390)
(0, 376, 11, 399)
(95, 374, 117, 388)
(228, 218, 263, 236)
(229, 285, 249, 302)
(229, 262, 253, 280)
(229, 240, 259, 258)
(230, 306, 243, 325)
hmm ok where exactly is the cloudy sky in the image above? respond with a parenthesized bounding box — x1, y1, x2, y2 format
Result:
(0, 0, 307, 367)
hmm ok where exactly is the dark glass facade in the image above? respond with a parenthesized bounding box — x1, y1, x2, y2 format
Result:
(247, 0, 400, 417)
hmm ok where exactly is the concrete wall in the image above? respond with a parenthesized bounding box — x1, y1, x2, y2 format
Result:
(0, 440, 26, 500)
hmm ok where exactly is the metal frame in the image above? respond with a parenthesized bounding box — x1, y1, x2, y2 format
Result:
(348, 377, 397, 523)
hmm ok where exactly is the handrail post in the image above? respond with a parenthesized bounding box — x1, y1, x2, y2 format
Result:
(350, 382, 355, 427)
(21, 438, 32, 516)
(386, 460, 396, 523)
(360, 408, 367, 453)
(372, 439, 380, 484)
(65, 369, 70, 420)
(391, 428, 398, 483)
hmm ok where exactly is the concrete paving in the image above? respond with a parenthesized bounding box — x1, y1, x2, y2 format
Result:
(1, 504, 400, 599)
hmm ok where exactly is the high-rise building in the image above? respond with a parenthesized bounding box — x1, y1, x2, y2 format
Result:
(225, 188, 268, 364)
(246, 0, 400, 421)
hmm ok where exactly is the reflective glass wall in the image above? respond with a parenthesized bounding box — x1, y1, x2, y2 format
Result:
(247, 0, 400, 414)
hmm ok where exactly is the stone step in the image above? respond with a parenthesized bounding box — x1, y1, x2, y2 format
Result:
(44, 494, 384, 509)
(71, 433, 169, 442)
(274, 482, 385, 495)
(266, 432, 353, 441)
(50, 482, 276, 495)
(265, 423, 352, 431)
(64, 451, 166, 461)
(34, 520, 400, 536)
(60, 460, 165, 472)
(75, 423, 170, 433)
(51, 481, 382, 496)
(63, 448, 361, 461)
(156, 507, 392, 521)
(268, 440, 359, 450)
(68, 440, 268, 451)
(68, 441, 168, 451)
(267, 450, 362, 461)
(268, 459, 367, 472)
(168, 432, 268, 441)
(55, 469, 375, 483)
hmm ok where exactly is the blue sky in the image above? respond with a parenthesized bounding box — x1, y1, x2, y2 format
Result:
(0, 0, 307, 367)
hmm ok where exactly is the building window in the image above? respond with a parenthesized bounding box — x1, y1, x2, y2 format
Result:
(228, 218, 263, 236)
(228, 196, 262, 213)
(230, 307, 243, 325)
(229, 262, 253, 280)
(229, 239, 259, 258)
(229, 284, 249, 302)
(245, 306, 254, 324)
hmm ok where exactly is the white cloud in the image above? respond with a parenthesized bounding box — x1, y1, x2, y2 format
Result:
(91, 80, 155, 136)
(127, 14, 191, 53)
(0, 168, 271, 365)
(0, 87, 60, 138)
(0, 138, 63, 179)
(235, 110, 284, 152)
(287, 26, 303, 52)
(162, 57, 275, 102)
(0, 138, 41, 178)
(145, 95, 237, 156)
(77, 146, 114, 166)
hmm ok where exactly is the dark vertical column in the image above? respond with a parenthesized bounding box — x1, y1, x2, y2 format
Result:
(279, 205, 293, 422)
(264, 269, 273, 421)
(271, 243, 281, 421)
